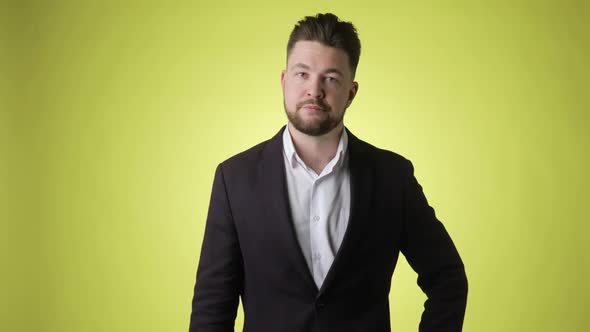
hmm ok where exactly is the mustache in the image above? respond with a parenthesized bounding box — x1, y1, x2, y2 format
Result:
(296, 99, 330, 111)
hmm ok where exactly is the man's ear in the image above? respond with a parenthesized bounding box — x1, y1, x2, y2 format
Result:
(347, 81, 359, 107)
(281, 70, 286, 89)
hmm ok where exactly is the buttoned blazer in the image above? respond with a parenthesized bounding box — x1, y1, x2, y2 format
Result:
(190, 126, 468, 332)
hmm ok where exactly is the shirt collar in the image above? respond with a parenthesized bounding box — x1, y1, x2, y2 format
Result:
(282, 124, 348, 171)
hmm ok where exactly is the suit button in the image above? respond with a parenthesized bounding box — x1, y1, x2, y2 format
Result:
(316, 302, 325, 310)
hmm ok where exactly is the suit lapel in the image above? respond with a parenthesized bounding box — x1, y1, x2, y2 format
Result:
(318, 128, 374, 295)
(259, 126, 318, 293)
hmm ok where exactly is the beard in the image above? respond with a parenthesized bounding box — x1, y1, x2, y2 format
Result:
(284, 98, 345, 136)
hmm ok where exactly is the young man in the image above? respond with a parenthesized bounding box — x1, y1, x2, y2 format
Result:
(190, 13, 467, 332)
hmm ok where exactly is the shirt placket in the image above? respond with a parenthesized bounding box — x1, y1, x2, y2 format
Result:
(309, 178, 321, 287)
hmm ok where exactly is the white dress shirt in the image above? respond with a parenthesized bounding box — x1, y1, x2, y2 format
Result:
(282, 125, 351, 288)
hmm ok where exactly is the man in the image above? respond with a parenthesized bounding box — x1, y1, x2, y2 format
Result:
(190, 13, 467, 332)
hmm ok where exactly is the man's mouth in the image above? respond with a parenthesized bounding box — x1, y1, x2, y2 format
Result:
(304, 104, 322, 110)
(300, 103, 327, 112)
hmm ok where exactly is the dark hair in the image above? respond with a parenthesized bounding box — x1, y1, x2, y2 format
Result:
(287, 13, 361, 78)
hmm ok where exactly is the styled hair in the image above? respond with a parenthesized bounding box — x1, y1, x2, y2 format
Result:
(287, 13, 361, 78)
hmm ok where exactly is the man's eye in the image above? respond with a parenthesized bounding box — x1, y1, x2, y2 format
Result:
(295, 72, 306, 78)
(325, 76, 339, 83)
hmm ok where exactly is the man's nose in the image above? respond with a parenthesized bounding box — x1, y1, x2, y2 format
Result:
(306, 77, 325, 99)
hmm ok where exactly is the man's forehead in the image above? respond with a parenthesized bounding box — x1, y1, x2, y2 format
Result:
(289, 40, 347, 58)
(287, 41, 351, 73)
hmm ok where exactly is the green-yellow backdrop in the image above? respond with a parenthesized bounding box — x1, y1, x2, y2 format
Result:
(2, 1, 588, 331)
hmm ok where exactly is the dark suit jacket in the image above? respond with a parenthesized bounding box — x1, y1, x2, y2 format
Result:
(189, 127, 467, 332)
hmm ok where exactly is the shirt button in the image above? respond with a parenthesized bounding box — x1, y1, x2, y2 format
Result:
(313, 215, 320, 222)
(314, 253, 322, 261)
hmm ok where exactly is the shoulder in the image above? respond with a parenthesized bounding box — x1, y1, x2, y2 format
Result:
(216, 127, 284, 177)
(347, 128, 413, 174)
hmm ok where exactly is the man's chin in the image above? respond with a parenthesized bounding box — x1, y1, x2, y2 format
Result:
(291, 121, 340, 137)
(286, 109, 342, 136)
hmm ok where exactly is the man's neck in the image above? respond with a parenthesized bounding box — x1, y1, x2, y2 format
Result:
(288, 122, 343, 175)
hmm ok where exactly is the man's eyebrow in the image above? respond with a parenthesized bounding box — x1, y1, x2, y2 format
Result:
(291, 63, 310, 71)
(323, 68, 344, 77)
(290, 63, 344, 77)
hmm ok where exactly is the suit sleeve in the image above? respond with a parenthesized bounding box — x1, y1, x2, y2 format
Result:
(189, 164, 243, 332)
(400, 160, 468, 332)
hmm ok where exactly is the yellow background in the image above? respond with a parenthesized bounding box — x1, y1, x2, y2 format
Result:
(2, 1, 588, 331)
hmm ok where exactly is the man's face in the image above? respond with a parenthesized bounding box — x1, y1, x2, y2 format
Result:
(281, 41, 358, 137)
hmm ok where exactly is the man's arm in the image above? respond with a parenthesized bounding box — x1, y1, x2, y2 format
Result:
(189, 164, 243, 332)
(400, 160, 468, 332)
